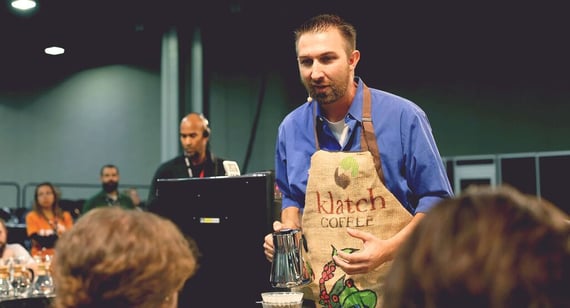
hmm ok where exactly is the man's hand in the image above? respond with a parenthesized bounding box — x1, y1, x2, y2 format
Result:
(333, 213, 425, 274)
(263, 207, 302, 262)
(332, 228, 395, 275)
(263, 221, 284, 262)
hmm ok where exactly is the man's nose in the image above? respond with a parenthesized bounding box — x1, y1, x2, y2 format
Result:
(310, 63, 325, 79)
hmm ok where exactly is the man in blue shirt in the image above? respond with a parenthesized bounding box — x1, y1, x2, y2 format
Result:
(263, 14, 453, 306)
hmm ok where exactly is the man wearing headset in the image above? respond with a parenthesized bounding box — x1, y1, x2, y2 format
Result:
(146, 112, 227, 211)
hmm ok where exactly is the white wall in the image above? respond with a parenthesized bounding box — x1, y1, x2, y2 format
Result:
(1, 65, 161, 207)
(0, 65, 295, 209)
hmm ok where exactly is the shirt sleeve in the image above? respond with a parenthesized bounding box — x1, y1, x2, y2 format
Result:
(275, 121, 303, 210)
(62, 211, 74, 231)
(400, 103, 454, 213)
(25, 212, 42, 237)
(8, 243, 34, 263)
(82, 198, 94, 214)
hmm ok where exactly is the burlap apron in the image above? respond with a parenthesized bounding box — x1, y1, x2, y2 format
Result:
(299, 85, 412, 308)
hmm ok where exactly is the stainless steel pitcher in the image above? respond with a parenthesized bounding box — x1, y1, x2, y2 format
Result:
(269, 228, 312, 288)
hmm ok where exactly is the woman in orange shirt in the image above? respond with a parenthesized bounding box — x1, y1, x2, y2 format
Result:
(25, 182, 73, 257)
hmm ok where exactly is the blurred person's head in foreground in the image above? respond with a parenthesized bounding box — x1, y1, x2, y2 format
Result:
(384, 184, 570, 308)
(52, 206, 197, 308)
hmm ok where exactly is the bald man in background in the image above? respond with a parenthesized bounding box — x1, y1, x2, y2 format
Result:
(146, 113, 227, 211)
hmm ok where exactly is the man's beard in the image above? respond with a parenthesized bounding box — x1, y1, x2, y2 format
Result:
(102, 181, 118, 193)
(0, 242, 6, 258)
(304, 77, 348, 105)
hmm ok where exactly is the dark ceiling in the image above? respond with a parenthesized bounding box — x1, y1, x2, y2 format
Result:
(0, 0, 213, 88)
(1, 1, 568, 90)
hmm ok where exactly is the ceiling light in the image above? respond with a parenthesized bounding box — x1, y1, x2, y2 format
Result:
(11, 0, 37, 10)
(44, 46, 65, 56)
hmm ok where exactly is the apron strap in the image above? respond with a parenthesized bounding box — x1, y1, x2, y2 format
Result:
(360, 83, 385, 185)
(313, 102, 320, 151)
(312, 83, 385, 184)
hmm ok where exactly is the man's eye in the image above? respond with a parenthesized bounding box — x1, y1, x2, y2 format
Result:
(299, 59, 312, 66)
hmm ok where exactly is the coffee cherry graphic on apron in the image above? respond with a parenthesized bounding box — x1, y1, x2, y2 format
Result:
(318, 246, 377, 308)
(334, 156, 359, 189)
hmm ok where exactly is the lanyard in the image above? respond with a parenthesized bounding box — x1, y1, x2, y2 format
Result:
(185, 157, 205, 178)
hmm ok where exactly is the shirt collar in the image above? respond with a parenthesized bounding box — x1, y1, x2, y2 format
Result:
(347, 77, 365, 123)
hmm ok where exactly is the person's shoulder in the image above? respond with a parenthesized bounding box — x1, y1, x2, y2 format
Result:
(168, 155, 186, 165)
(86, 190, 105, 199)
(209, 154, 229, 176)
(370, 87, 412, 104)
(83, 191, 103, 206)
(154, 155, 185, 172)
(210, 152, 225, 162)
(82, 191, 104, 209)
(287, 100, 313, 117)
(6, 243, 31, 258)
(370, 87, 426, 115)
(62, 210, 73, 221)
(119, 193, 135, 207)
(6, 243, 26, 251)
(25, 210, 39, 219)
(280, 101, 314, 128)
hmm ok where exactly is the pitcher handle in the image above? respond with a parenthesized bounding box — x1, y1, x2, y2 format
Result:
(26, 267, 35, 283)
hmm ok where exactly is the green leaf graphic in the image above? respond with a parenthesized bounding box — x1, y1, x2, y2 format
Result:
(339, 157, 359, 177)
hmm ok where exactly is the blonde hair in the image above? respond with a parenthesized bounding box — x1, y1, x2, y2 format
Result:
(52, 207, 197, 308)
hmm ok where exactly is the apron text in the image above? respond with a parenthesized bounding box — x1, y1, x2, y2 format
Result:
(315, 188, 386, 214)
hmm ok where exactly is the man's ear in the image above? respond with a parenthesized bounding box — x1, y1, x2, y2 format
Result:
(349, 49, 360, 71)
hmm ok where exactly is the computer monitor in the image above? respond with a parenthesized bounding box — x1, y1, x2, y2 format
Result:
(151, 171, 275, 306)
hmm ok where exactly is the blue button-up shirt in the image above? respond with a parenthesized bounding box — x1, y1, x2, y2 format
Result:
(275, 78, 453, 215)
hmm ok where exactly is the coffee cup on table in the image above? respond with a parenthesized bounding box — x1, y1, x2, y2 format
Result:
(261, 291, 303, 308)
